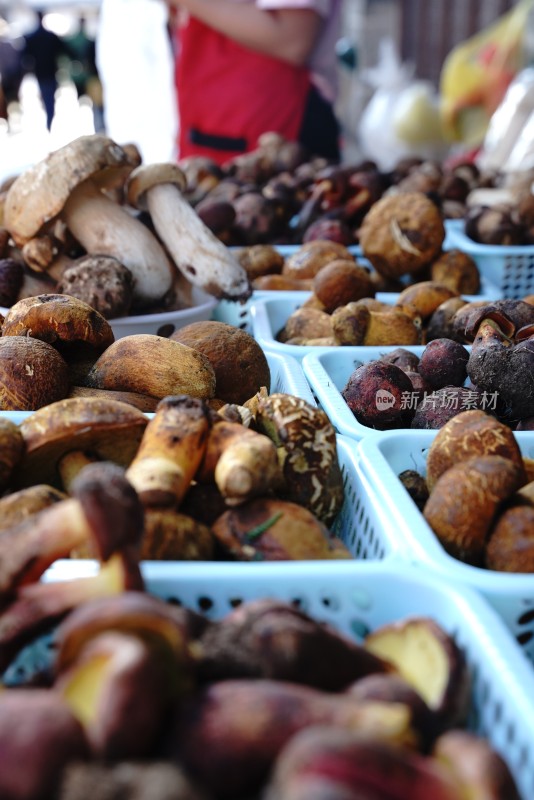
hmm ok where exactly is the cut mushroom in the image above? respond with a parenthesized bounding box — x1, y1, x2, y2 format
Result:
(126, 163, 251, 300)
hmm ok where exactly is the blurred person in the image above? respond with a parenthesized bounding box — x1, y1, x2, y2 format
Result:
(167, 0, 343, 164)
(22, 10, 69, 129)
(0, 26, 25, 120)
(96, 0, 178, 162)
(64, 15, 98, 98)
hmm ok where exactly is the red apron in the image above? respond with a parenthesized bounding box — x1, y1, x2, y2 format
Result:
(175, 16, 311, 164)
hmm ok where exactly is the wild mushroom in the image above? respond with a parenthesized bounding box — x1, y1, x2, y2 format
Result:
(0, 257, 24, 306)
(11, 396, 148, 491)
(57, 255, 135, 319)
(423, 455, 525, 565)
(0, 417, 24, 491)
(2, 294, 115, 386)
(0, 336, 70, 410)
(3, 135, 131, 248)
(126, 395, 212, 507)
(82, 334, 216, 400)
(126, 163, 251, 300)
(0, 461, 144, 597)
(0, 484, 67, 534)
(0, 548, 144, 674)
(255, 393, 345, 526)
(3, 135, 176, 308)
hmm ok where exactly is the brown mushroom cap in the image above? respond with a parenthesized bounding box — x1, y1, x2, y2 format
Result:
(57, 255, 135, 319)
(1, 294, 115, 353)
(0, 484, 67, 533)
(3, 135, 134, 247)
(126, 163, 187, 211)
(12, 396, 148, 489)
(0, 336, 70, 410)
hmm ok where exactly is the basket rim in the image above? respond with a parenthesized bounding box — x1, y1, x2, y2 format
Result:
(446, 218, 534, 255)
(43, 557, 534, 732)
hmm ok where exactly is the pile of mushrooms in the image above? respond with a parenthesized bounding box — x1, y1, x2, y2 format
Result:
(0, 135, 251, 319)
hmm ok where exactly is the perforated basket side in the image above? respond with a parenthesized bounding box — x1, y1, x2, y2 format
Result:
(333, 436, 401, 559)
(264, 351, 316, 405)
(137, 562, 534, 800)
(357, 429, 534, 662)
(446, 222, 534, 298)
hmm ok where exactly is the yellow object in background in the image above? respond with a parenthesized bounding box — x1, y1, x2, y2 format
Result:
(440, 0, 534, 146)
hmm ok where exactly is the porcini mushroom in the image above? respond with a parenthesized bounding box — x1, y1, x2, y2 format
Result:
(126, 163, 251, 300)
(57, 255, 135, 319)
(126, 395, 212, 507)
(83, 334, 216, 400)
(2, 294, 116, 386)
(0, 460, 144, 602)
(3, 135, 176, 307)
(0, 336, 70, 410)
(12, 396, 148, 490)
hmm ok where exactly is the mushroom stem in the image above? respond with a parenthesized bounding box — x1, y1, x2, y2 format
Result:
(58, 450, 99, 494)
(126, 395, 212, 508)
(62, 180, 175, 305)
(131, 179, 251, 300)
(0, 462, 144, 602)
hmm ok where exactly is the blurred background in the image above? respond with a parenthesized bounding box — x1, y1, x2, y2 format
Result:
(0, 0, 526, 183)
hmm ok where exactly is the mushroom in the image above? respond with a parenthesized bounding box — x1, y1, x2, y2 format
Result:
(0, 460, 145, 604)
(0, 548, 144, 674)
(3, 135, 176, 307)
(125, 395, 212, 507)
(2, 294, 116, 386)
(255, 393, 345, 526)
(0, 484, 67, 534)
(0, 417, 24, 491)
(0, 336, 70, 410)
(141, 508, 214, 560)
(57, 255, 135, 319)
(67, 385, 159, 413)
(82, 334, 216, 400)
(11, 396, 149, 491)
(423, 455, 525, 565)
(126, 163, 251, 300)
(0, 257, 24, 306)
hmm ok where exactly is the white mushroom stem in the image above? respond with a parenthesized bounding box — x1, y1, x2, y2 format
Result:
(62, 180, 175, 305)
(142, 183, 251, 300)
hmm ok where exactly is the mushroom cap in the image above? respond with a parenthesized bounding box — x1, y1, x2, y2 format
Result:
(57, 255, 135, 319)
(2, 294, 115, 353)
(126, 163, 187, 211)
(4, 135, 134, 247)
(13, 396, 148, 489)
(0, 336, 70, 410)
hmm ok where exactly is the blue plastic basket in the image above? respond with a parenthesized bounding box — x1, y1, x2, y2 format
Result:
(358, 428, 534, 664)
(42, 559, 534, 800)
(302, 347, 425, 439)
(446, 219, 534, 299)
